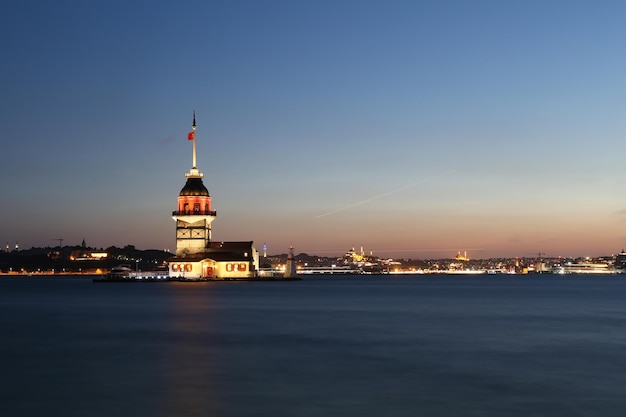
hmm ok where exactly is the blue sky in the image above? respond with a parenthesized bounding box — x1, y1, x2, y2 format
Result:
(2, 0, 626, 258)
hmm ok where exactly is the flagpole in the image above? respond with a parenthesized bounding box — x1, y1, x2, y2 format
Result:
(192, 110, 197, 169)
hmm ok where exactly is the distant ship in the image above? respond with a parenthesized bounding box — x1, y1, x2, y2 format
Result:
(553, 262, 612, 274)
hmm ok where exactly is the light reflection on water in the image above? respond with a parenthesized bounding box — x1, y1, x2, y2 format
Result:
(159, 282, 222, 416)
(1, 276, 626, 416)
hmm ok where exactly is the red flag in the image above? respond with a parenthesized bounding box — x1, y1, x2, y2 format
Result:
(187, 131, 195, 141)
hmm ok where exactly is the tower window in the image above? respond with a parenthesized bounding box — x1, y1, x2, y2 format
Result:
(194, 203, 200, 213)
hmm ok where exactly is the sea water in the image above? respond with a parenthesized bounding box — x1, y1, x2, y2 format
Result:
(1, 275, 626, 417)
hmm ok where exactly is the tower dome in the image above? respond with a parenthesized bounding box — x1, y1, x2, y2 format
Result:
(179, 177, 209, 197)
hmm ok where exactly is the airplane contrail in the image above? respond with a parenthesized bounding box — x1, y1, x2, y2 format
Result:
(314, 170, 456, 219)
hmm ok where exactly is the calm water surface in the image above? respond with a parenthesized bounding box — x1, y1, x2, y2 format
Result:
(1, 275, 626, 417)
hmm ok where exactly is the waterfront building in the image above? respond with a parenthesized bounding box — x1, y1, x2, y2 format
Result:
(168, 113, 259, 280)
(615, 250, 626, 273)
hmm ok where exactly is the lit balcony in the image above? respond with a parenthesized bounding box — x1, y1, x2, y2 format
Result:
(172, 210, 217, 216)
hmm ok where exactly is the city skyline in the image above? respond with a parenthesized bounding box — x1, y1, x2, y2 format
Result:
(2, 1, 626, 259)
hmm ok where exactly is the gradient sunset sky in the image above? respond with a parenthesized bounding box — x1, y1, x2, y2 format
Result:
(2, 0, 626, 259)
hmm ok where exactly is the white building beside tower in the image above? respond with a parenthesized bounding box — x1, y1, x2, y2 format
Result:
(168, 113, 259, 280)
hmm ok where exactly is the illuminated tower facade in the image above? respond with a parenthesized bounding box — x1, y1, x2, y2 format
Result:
(172, 112, 217, 257)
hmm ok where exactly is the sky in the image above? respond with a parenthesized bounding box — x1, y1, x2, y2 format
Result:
(2, 0, 626, 259)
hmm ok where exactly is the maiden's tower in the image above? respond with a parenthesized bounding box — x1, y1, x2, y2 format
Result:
(168, 113, 259, 280)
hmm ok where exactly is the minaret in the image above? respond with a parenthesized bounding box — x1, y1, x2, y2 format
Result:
(171, 112, 217, 257)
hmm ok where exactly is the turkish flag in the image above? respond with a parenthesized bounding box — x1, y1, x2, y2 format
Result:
(187, 132, 195, 141)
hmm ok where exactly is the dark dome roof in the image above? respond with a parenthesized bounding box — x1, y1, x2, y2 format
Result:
(179, 177, 209, 196)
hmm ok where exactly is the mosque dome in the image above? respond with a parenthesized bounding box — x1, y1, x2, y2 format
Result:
(179, 177, 210, 197)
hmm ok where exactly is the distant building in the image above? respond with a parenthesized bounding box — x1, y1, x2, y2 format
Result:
(69, 250, 108, 261)
(168, 113, 259, 280)
(455, 251, 469, 262)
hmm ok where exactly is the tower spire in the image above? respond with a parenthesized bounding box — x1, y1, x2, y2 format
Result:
(192, 110, 197, 169)
(185, 111, 202, 178)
